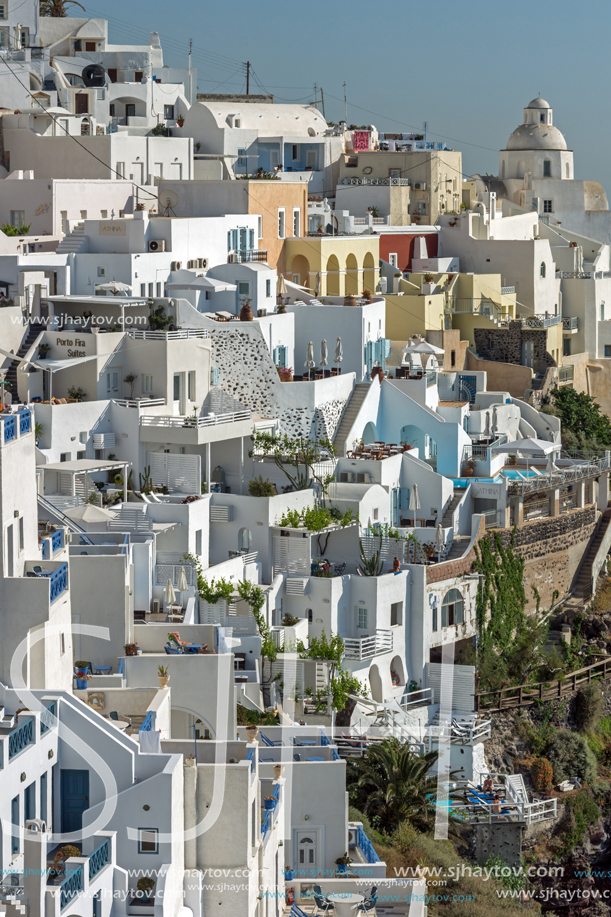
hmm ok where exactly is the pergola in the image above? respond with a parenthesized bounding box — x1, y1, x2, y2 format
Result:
(37, 458, 130, 503)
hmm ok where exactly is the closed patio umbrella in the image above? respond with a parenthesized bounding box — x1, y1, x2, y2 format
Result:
(177, 567, 188, 592)
(95, 280, 132, 294)
(165, 578, 176, 606)
(409, 482, 420, 527)
(436, 523, 444, 559)
(314, 272, 321, 297)
(334, 337, 343, 364)
(277, 274, 287, 296)
(305, 341, 316, 380)
(320, 339, 328, 367)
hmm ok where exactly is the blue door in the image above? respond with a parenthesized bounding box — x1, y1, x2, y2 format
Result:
(60, 770, 89, 834)
(11, 796, 19, 854)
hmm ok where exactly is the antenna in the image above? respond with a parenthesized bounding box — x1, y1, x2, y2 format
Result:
(343, 82, 347, 123)
(158, 189, 179, 217)
(320, 87, 326, 121)
(246, 60, 250, 95)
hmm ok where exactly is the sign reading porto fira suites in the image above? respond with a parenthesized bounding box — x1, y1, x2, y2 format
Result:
(55, 336, 88, 358)
(98, 222, 126, 236)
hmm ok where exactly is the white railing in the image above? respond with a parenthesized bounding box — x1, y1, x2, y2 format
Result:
(399, 688, 433, 710)
(508, 454, 610, 495)
(140, 410, 252, 428)
(126, 329, 211, 340)
(427, 719, 491, 746)
(344, 630, 393, 660)
(556, 271, 592, 280)
(228, 550, 258, 565)
(523, 499, 550, 521)
(522, 314, 562, 328)
(501, 285, 515, 294)
(114, 398, 166, 408)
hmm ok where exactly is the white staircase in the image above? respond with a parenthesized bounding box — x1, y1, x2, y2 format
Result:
(55, 221, 87, 255)
(333, 383, 370, 455)
(0, 897, 28, 917)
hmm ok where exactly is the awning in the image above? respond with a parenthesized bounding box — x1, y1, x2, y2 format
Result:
(29, 355, 99, 373)
(165, 277, 237, 293)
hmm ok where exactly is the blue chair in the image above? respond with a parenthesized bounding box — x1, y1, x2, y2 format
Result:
(313, 887, 334, 914)
(359, 888, 378, 912)
(164, 644, 183, 655)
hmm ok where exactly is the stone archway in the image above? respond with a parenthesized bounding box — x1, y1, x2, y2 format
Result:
(363, 251, 376, 292)
(390, 655, 405, 687)
(345, 253, 359, 296)
(326, 254, 341, 296)
(289, 254, 310, 289)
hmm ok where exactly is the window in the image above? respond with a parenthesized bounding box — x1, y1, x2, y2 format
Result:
(19, 517, 23, 552)
(278, 208, 285, 239)
(116, 162, 125, 178)
(390, 602, 403, 627)
(148, 283, 154, 298)
(432, 605, 438, 632)
(540, 112, 546, 123)
(10, 211, 25, 228)
(389, 253, 398, 268)
(564, 339, 572, 357)
(239, 528, 253, 552)
(24, 782, 35, 821)
(60, 452, 70, 462)
(138, 829, 158, 854)
(107, 68, 117, 83)
(143, 374, 153, 393)
(109, 104, 115, 117)
(85, 41, 96, 51)
(97, 266, 106, 278)
(540, 262, 546, 278)
(0, 27, 8, 47)
(119, 210, 125, 218)
(60, 211, 68, 233)
(357, 606, 368, 629)
(234, 119, 241, 128)
(372, 507, 378, 520)
(80, 210, 87, 220)
(389, 169, 400, 179)
(140, 283, 146, 297)
(238, 282, 250, 299)
(293, 208, 300, 237)
(543, 200, 553, 213)
(292, 144, 298, 161)
(134, 71, 143, 82)
(195, 529, 202, 556)
(188, 371, 196, 401)
(164, 104, 174, 121)
(266, 279, 271, 297)
(605, 346, 611, 359)
(307, 608, 313, 623)
(0, 5, 7, 20)
(451, 350, 456, 367)
(11, 796, 19, 854)
(237, 148, 246, 166)
(543, 159, 552, 177)
(154, 162, 163, 179)
(441, 589, 463, 627)
(257, 215, 263, 239)
(173, 374, 181, 401)
(306, 150, 317, 169)
(76, 450, 86, 460)
(602, 303, 606, 322)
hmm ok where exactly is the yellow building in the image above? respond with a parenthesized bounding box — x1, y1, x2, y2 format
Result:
(283, 235, 379, 297)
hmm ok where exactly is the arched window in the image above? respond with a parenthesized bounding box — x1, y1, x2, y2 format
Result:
(566, 162, 570, 179)
(540, 262, 546, 278)
(441, 589, 463, 627)
(543, 159, 551, 178)
(501, 160, 505, 179)
(238, 528, 252, 552)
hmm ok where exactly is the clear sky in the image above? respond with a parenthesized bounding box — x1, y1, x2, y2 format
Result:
(82, 0, 611, 193)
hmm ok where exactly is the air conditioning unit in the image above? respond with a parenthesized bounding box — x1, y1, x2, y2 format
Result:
(198, 258, 208, 269)
(149, 239, 166, 252)
(413, 181, 427, 191)
(171, 261, 182, 271)
(210, 505, 232, 523)
(187, 260, 196, 269)
(228, 253, 238, 263)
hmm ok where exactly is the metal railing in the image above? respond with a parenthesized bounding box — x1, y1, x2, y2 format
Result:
(563, 316, 579, 330)
(235, 249, 268, 263)
(556, 271, 592, 279)
(344, 630, 393, 661)
(126, 329, 210, 340)
(483, 509, 503, 528)
(427, 719, 491, 745)
(40, 701, 57, 736)
(356, 824, 381, 863)
(522, 313, 562, 328)
(114, 397, 166, 408)
(501, 285, 515, 294)
(8, 718, 34, 759)
(38, 563, 68, 602)
(508, 454, 609, 495)
(88, 837, 110, 880)
(60, 865, 83, 910)
(559, 365, 575, 383)
(139, 711, 155, 733)
(339, 177, 410, 186)
(399, 688, 433, 710)
(141, 410, 252, 429)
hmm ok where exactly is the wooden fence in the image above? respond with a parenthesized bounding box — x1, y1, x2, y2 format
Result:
(474, 657, 611, 712)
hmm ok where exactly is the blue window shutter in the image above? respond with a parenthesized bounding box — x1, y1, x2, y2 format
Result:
(384, 338, 392, 358)
(212, 367, 220, 385)
(280, 345, 288, 368)
(249, 228, 255, 249)
(239, 227, 247, 250)
(227, 231, 232, 252)
(365, 341, 374, 374)
(272, 346, 280, 365)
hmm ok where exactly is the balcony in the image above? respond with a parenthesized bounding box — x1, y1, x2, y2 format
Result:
(25, 561, 69, 602)
(559, 364, 575, 384)
(140, 409, 253, 445)
(507, 453, 609, 495)
(556, 271, 593, 280)
(522, 314, 562, 328)
(40, 527, 65, 560)
(1, 409, 32, 445)
(339, 176, 410, 186)
(233, 249, 268, 263)
(125, 329, 210, 341)
(563, 316, 579, 331)
(344, 630, 393, 661)
(501, 285, 516, 294)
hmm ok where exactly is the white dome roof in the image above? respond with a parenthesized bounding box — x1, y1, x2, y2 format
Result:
(526, 97, 551, 109)
(506, 123, 567, 151)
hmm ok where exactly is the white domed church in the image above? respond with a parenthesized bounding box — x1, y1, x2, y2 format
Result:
(479, 98, 611, 241)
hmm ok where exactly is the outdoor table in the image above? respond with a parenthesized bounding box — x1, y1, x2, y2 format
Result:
(92, 665, 112, 675)
(327, 892, 365, 917)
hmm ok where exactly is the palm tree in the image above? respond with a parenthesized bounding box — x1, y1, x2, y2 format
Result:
(354, 738, 465, 838)
(40, 0, 85, 16)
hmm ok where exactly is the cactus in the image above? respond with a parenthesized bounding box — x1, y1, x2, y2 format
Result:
(358, 535, 384, 576)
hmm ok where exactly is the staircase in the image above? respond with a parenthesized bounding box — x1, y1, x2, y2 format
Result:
(444, 537, 470, 561)
(441, 491, 463, 528)
(4, 322, 42, 403)
(573, 507, 611, 599)
(0, 896, 27, 917)
(333, 383, 370, 455)
(55, 221, 87, 255)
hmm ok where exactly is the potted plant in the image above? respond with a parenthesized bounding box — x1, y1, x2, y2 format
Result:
(508, 454, 518, 466)
(462, 459, 476, 478)
(371, 365, 384, 382)
(245, 725, 259, 742)
(284, 867, 294, 881)
(423, 543, 435, 562)
(34, 421, 44, 446)
(273, 764, 284, 779)
(316, 222, 323, 234)
(74, 668, 92, 689)
(411, 214, 420, 225)
(263, 795, 276, 810)
(239, 297, 254, 322)
(343, 294, 356, 307)
(158, 664, 170, 687)
(361, 289, 372, 303)
(61, 845, 81, 859)
(278, 365, 293, 382)
(125, 642, 139, 656)
(276, 302, 286, 314)
(137, 877, 156, 899)
(38, 342, 50, 359)
(176, 115, 185, 128)
(123, 372, 138, 399)
(335, 853, 352, 875)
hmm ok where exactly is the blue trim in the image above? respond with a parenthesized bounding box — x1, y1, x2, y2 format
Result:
(8, 718, 34, 759)
(3, 415, 16, 443)
(357, 824, 380, 863)
(41, 540, 49, 560)
(51, 529, 63, 553)
(139, 711, 154, 733)
(38, 563, 68, 602)
(40, 701, 57, 735)
(261, 807, 271, 838)
(245, 748, 255, 772)
(88, 838, 110, 880)
(18, 409, 31, 435)
(60, 867, 83, 910)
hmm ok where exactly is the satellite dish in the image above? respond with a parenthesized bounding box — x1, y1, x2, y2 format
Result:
(158, 189, 179, 216)
(82, 63, 106, 87)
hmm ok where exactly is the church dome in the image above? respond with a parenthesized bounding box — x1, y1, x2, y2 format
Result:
(506, 123, 567, 151)
(526, 97, 551, 109)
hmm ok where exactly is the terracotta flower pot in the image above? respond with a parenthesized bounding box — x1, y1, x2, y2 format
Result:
(280, 371, 293, 382)
(343, 295, 356, 307)
(362, 290, 372, 303)
(240, 303, 254, 321)
(371, 366, 385, 382)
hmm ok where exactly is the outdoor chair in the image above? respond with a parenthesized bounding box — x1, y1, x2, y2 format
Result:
(313, 887, 334, 914)
(359, 888, 378, 912)
(108, 711, 131, 730)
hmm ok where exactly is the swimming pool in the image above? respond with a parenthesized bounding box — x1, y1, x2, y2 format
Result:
(501, 469, 539, 480)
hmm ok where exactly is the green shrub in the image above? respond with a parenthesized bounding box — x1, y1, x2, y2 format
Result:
(1, 222, 31, 236)
(531, 757, 553, 792)
(575, 683, 603, 732)
(560, 788, 600, 855)
(587, 716, 611, 762)
(547, 729, 597, 784)
(248, 475, 276, 497)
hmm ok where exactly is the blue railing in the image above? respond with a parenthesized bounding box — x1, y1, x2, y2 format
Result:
(320, 730, 341, 759)
(139, 711, 154, 733)
(41, 540, 49, 560)
(291, 906, 310, 917)
(245, 748, 255, 773)
(3, 415, 16, 443)
(51, 529, 63, 553)
(19, 410, 31, 435)
(272, 783, 280, 801)
(88, 837, 110, 880)
(60, 866, 83, 910)
(118, 657, 124, 676)
(39, 563, 68, 602)
(8, 718, 34, 759)
(215, 625, 229, 655)
(40, 701, 57, 735)
(261, 807, 271, 839)
(357, 824, 380, 864)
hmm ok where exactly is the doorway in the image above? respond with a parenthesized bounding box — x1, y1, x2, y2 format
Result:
(295, 831, 318, 873)
(60, 769, 89, 834)
(75, 93, 89, 114)
(125, 103, 136, 124)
